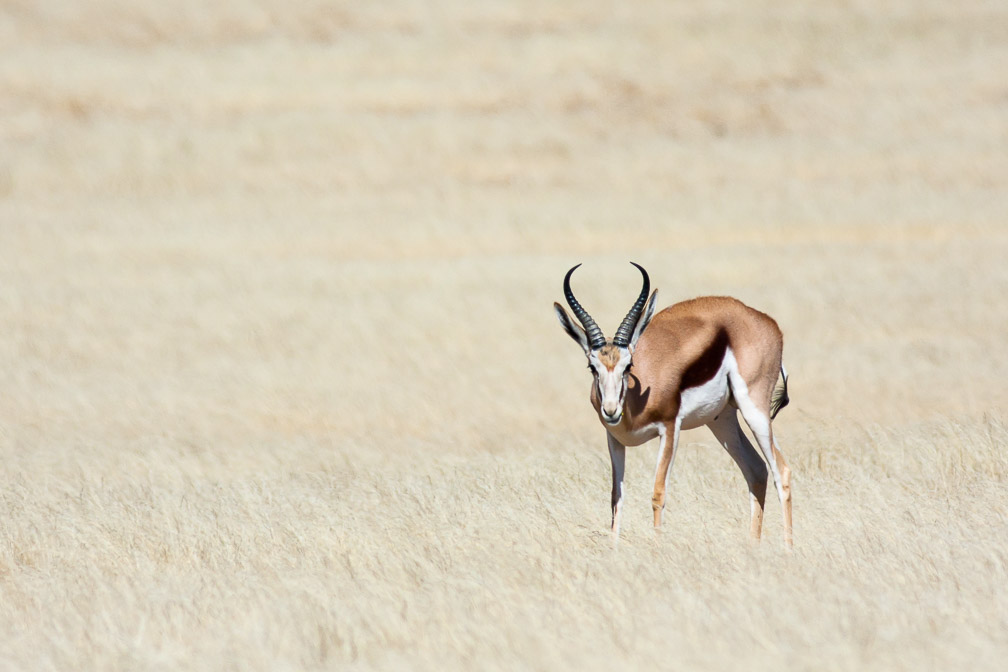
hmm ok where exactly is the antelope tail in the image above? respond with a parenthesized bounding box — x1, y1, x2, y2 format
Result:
(770, 365, 790, 420)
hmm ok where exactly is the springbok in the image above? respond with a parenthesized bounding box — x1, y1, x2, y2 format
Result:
(554, 263, 793, 546)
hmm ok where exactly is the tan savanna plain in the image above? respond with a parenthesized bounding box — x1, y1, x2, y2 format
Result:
(2, 1, 1008, 669)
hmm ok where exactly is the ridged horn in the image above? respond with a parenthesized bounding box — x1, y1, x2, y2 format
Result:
(563, 264, 607, 350)
(612, 262, 650, 347)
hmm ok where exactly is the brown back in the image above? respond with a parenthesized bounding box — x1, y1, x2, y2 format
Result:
(621, 296, 783, 428)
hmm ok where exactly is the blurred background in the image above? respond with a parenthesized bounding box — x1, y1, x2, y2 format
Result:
(2, 1, 1007, 670)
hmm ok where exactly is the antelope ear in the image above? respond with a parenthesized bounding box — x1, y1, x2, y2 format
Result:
(554, 302, 591, 354)
(629, 290, 658, 350)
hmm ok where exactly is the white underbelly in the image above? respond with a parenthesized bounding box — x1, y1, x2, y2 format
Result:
(677, 350, 734, 430)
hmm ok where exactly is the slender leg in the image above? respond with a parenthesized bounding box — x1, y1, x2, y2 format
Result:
(651, 421, 680, 528)
(607, 432, 626, 536)
(772, 434, 793, 547)
(736, 402, 793, 548)
(708, 411, 768, 541)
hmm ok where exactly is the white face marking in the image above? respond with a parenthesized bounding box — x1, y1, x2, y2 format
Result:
(589, 348, 633, 425)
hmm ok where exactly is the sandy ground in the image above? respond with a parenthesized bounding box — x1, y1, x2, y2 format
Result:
(2, 1, 1008, 670)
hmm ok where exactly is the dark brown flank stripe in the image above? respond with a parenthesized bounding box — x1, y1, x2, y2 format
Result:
(681, 328, 730, 391)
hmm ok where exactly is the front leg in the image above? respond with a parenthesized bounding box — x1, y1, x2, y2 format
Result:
(606, 431, 626, 536)
(652, 421, 681, 528)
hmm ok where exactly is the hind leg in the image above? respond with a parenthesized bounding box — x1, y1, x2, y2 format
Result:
(770, 433, 793, 547)
(731, 374, 794, 548)
(708, 411, 768, 541)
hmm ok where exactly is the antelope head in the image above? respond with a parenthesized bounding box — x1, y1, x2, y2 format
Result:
(554, 262, 658, 426)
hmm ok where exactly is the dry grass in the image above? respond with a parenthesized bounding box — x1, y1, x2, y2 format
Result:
(2, 1, 1008, 669)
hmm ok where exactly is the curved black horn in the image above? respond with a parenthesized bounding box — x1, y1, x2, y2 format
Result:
(563, 264, 606, 350)
(612, 262, 650, 347)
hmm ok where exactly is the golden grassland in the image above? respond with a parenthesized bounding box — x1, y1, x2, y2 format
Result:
(2, 1, 1008, 669)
